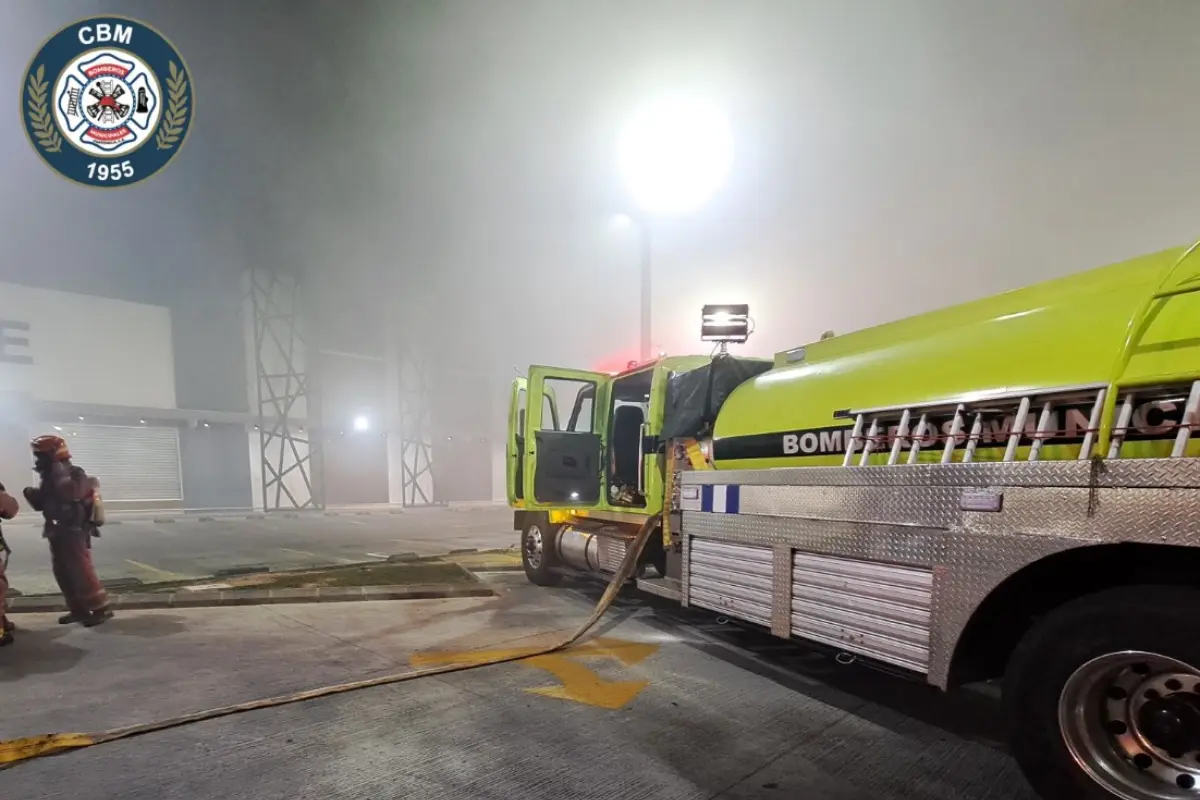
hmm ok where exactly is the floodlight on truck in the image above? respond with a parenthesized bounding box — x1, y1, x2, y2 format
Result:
(700, 303, 750, 344)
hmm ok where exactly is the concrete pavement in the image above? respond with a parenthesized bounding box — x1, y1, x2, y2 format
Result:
(0, 576, 1037, 800)
(1, 506, 518, 595)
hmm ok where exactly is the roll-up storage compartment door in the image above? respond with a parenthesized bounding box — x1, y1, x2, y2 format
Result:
(686, 539, 773, 627)
(37, 423, 183, 503)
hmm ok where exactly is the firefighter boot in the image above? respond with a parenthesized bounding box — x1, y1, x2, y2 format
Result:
(82, 607, 113, 627)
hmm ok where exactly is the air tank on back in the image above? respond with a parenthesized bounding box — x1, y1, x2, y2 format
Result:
(710, 244, 1200, 469)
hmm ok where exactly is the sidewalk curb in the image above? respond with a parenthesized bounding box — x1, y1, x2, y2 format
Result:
(7, 584, 499, 613)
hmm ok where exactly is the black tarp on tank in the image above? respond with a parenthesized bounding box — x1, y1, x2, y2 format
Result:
(660, 355, 773, 440)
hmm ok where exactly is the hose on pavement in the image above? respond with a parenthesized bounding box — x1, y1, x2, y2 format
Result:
(0, 514, 659, 770)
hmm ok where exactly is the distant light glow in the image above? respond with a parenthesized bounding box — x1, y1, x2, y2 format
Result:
(617, 96, 733, 216)
(610, 213, 634, 229)
(353, 415, 370, 432)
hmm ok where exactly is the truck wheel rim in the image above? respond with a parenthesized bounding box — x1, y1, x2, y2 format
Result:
(524, 528, 543, 569)
(1059, 651, 1200, 799)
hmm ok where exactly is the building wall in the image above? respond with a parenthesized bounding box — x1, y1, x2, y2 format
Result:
(317, 351, 389, 506)
(174, 272, 253, 509)
(492, 439, 507, 502)
(323, 431, 390, 505)
(243, 270, 311, 509)
(0, 392, 35, 493)
(0, 279, 256, 510)
(180, 423, 253, 510)
(248, 429, 316, 511)
(0, 281, 176, 407)
(0, 271, 491, 511)
(172, 270, 249, 414)
(0, 282, 179, 496)
(430, 367, 495, 503)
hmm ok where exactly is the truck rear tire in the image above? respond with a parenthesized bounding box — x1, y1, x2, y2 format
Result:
(521, 518, 563, 587)
(1004, 585, 1200, 800)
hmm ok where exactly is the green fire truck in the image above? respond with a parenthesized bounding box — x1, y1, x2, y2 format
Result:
(507, 242, 1200, 800)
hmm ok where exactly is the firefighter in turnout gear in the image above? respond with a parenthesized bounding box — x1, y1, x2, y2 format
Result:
(23, 435, 112, 627)
(0, 482, 19, 646)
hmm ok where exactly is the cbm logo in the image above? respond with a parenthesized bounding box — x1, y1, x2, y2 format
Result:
(21, 17, 195, 188)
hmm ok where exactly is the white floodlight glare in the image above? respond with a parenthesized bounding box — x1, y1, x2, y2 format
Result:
(701, 304, 751, 344)
(617, 96, 734, 216)
(353, 415, 370, 432)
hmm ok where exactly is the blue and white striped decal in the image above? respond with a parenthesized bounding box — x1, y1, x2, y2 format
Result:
(700, 484, 740, 513)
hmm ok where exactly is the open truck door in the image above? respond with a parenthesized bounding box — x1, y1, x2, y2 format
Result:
(522, 366, 611, 508)
(507, 377, 528, 505)
(508, 376, 569, 505)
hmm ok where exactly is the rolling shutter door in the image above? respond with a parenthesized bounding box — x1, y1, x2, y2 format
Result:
(35, 423, 183, 502)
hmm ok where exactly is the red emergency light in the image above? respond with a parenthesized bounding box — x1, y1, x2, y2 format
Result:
(594, 348, 667, 376)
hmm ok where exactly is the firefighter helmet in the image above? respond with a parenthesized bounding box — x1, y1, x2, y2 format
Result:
(31, 434, 71, 462)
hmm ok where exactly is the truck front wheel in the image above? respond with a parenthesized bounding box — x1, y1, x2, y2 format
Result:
(1004, 585, 1200, 799)
(521, 518, 563, 587)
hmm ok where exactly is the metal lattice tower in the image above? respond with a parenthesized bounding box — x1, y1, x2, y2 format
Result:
(398, 342, 436, 506)
(248, 266, 322, 510)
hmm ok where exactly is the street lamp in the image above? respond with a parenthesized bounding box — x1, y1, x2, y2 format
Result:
(615, 95, 733, 361)
(609, 212, 653, 361)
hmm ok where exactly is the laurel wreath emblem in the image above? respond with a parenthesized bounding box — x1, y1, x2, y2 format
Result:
(154, 60, 189, 150)
(26, 65, 63, 154)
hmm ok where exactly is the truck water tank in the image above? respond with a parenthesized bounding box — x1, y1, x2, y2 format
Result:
(710, 245, 1200, 469)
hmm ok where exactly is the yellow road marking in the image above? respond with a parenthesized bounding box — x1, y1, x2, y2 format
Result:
(521, 654, 648, 709)
(123, 560, 191, 582)
(409, 636, 659, 709)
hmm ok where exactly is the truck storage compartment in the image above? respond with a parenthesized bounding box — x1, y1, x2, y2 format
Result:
(686, 539, 773, 627)
(791, 551, 933, 674)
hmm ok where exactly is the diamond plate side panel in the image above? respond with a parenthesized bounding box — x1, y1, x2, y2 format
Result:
(680, 466, 1200, 690)
(682, 512, 944, 568)
(927, 531, 1086, 688)
(684, 458, 1200, 488)
(771, 546, 793, 638)
(925, 487, 1200, 687)
(739, 485, 962, 529)
(963, 487, 1200, 543)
